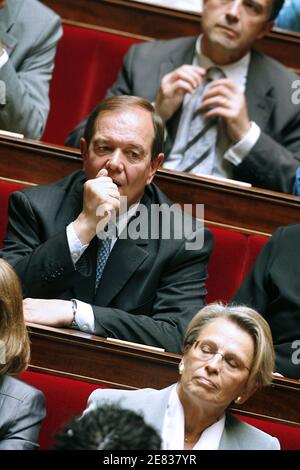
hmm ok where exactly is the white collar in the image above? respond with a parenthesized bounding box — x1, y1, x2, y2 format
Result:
(162, 383, 225, 450)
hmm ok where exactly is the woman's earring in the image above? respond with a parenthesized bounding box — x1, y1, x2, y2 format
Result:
(234, 396, 243, 404)
(178, 362, 185, 375)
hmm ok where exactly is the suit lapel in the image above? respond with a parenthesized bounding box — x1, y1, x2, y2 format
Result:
(93, 190, 154, 306)
(163, 37, 198, 154)
(219, 413, 242, 450)
(246, 50, 276, 131)
(94, 237, 149, 306)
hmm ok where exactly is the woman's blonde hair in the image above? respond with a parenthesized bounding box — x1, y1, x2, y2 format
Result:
(0, 259, 30, 375)
(184, 302, 275, 391)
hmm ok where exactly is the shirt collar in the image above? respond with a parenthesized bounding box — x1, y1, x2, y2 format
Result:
(194, 35, 251, 92)
(162, 383, 225, 450)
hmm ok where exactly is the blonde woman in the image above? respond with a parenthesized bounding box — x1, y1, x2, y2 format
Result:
(0, 259, 45, 449)
(86, 303, 280, 450)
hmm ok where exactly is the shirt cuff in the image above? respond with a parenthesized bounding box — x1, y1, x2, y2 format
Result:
(66, 222, 89, 265)
(0, 48, 9, 69)
(74, 299, 95, 333)
(224, 121, 261, 166)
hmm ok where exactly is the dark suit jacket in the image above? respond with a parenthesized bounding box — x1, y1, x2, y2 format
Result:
(0, 171, 213, 353)
(233, 224, 300, 379)
(0, 375, 45, 450)
(87, 385, 280, 450)
(66, 36, 300, 193)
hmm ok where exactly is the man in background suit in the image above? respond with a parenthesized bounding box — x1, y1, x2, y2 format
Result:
(0, 95, 213, 353)
(0, 0, 62, 139)
(66, 0, 300, 194)
(233, 223, 300, 379)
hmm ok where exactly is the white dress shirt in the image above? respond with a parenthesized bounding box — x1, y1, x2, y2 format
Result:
(0, 48, 9, 68)
(163, 35, 260, 178)
(66, 202, 140, 333)
(162, 383, 225, 450)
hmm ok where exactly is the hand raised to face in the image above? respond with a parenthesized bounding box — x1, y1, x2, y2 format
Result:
(155, 65, 206, 122)
(73, 168, 121, 245)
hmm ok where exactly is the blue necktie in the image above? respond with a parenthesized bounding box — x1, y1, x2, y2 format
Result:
(95, 237, 112, 291)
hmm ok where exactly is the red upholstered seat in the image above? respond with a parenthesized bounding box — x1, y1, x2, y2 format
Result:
(206, 227, 248, 303)
(234, 413, 300, 450)
(42, 23, 141, 145)
(206, 228, 268, 303)
(241, 234, 268, 280)
(0, 180, 25, 248)
(20, 371, 103, 450)
(20, 371, 300, 450)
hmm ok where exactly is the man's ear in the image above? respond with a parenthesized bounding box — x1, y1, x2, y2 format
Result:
(146, 153, 164, 185)
(257, 20, 274, 39)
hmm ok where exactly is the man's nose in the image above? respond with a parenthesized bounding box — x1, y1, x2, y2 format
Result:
(225, 0, 241, 21)
(105, 150, 124, 171)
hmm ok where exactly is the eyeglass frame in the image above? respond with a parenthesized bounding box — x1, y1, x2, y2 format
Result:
(192, 340, 251, 373)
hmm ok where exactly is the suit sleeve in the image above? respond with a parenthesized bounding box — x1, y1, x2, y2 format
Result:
(232, 228, 282, 313)
(0, 191, 88, 298)
(92, 228, 214, 353)
(0, 13, 62, 139)
(0, 388, 45, 450)
(105, 44, 138, 97)
(233, 129, 300, 193)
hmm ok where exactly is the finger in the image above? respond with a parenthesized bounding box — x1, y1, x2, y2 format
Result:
(167, 80, 195, 96)
(200, 96, 230, 111)
(178, 65, 206, 79)
(168, 69, 203, 89)
(203, 107, 233, 120)
(96, 168, 109, 178)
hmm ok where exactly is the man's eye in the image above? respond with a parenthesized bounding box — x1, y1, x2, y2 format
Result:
(126, 151, 140, 160)
(244, 1, 261, 14)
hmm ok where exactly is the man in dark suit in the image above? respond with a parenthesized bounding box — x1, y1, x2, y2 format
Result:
(0, 95, 213, 353)
(233, 224, 300, 379)
(66, 0, 300, 194)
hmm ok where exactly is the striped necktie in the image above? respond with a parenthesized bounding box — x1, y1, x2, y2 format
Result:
(179, 66, 226, 173)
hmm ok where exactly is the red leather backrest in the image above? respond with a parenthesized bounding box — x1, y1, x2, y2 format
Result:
(42, 23, 141, 144)
(20, 371, 103, 450)
(206, 227, 268, 303)
(234, 413, 300, 450)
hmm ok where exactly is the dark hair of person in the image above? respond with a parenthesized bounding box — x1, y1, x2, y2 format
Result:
(269, 0, 285, 21)
(83, 95, 164, 161)
(0, 259, 30, 376)
(53, 402, 162, 450)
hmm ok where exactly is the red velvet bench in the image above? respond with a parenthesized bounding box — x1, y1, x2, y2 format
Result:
(21, 370, 299, 450)
(42, 22, 142, 145)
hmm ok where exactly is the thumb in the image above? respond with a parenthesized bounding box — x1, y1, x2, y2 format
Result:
(97, 168, 108, 178)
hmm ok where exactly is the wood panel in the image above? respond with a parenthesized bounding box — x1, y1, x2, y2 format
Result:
(28, 324, 300, 427)
(1, 135, 300, 235)
(42, 0, 300, 72)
